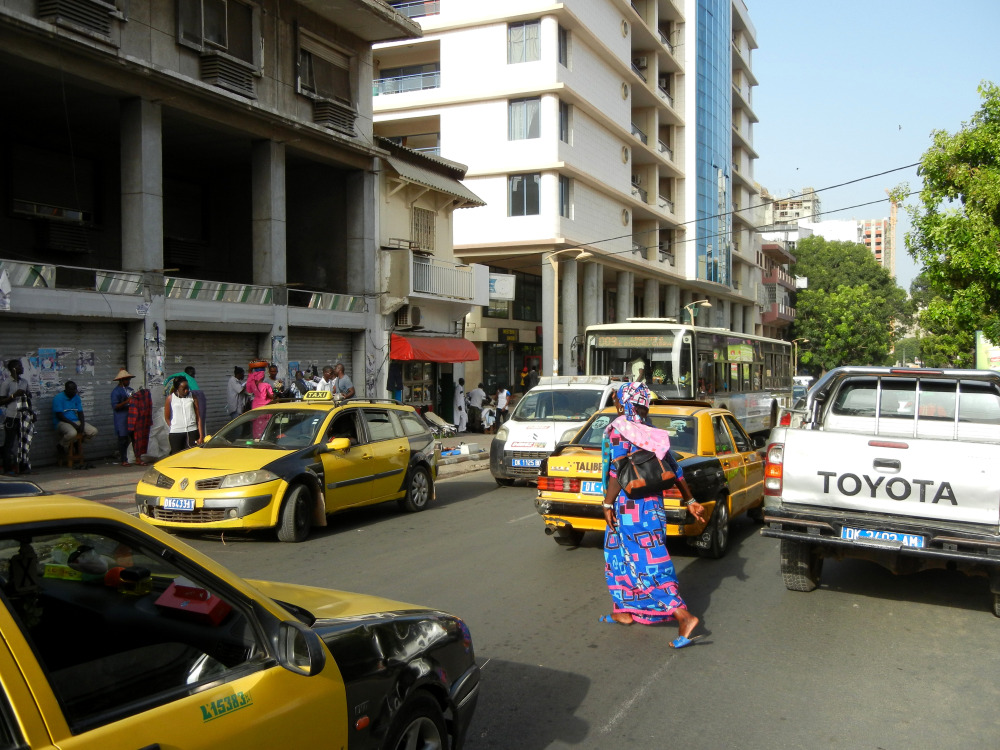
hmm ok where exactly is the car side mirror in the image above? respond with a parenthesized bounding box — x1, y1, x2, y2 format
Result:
(752, 435, 767, 450)
(324, 437, 351, 452)
(277, 620, 326, 677)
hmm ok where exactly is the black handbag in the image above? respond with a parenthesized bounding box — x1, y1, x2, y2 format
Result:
(613, 449, 676, 499)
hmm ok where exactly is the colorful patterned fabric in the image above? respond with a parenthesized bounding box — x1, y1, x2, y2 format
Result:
(128, 389, 153, 459)
(602, 416, 687, 625)
(609, 416, 673, 460)
(13, 395, 34, 473)
(615, 381, 650, 421)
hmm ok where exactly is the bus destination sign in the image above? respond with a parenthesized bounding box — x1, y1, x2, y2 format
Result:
(594, 335, 674, 348)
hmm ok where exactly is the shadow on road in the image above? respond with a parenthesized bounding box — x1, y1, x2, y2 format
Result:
(467, 659, 590, 749)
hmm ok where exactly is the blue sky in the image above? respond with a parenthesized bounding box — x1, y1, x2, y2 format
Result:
(749, 0, 1000, 290)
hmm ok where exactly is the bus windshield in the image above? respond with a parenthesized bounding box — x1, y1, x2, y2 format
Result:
(586, 329, 693, 399)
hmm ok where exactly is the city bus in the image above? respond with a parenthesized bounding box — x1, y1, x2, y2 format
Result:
(584, 318, 793, 434)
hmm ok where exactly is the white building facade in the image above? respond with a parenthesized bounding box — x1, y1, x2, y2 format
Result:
(375, 0, 763, 391)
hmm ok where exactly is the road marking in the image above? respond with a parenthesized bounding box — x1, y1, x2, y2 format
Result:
(508, 513, 536, 524)
(600, 654, 677, 734)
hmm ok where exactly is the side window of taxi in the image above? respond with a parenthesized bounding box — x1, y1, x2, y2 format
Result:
(363, 409, 397, 442)
(397, 411, 430, 438)
(723, 415, 751, 452)
(0, 526, 265, 734)
(327, 412, 361, 445)
(712, 417, 734, 454)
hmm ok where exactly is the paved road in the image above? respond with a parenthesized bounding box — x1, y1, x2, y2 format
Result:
(172, 468, 1000, 749)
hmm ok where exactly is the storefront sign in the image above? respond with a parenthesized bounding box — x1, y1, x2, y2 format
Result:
(499, 328, 519, 343)
(489, 273, 516, 301)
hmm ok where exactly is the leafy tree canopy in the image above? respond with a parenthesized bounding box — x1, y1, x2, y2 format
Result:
(907, 271, 976, 368)
(904, 80, 1000, 345)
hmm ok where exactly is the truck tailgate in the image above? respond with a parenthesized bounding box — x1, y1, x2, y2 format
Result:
(778, 430, 1000, 530)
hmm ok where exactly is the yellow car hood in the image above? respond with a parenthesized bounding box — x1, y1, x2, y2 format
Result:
(154, 447, 292, 471)
(248, 579, 425, 619)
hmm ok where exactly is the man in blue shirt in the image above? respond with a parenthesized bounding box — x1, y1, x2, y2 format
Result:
(52, 381, 98, 465)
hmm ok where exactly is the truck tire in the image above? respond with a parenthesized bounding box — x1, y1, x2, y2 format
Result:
(780, 539, 822, 592)
(698, 496, 730, 559)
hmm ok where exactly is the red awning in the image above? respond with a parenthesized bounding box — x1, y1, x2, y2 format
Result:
(391, 333, 479, 363)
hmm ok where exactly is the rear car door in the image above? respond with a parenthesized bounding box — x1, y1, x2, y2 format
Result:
(723, 414, 763, 514)
(362, 408, 410, 501)
(712, 414, 747, 508)
(320, 409, 374, 510)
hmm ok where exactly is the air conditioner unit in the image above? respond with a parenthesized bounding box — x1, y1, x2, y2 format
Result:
(633, 56, 648, 69)
(396, 305, 422, 328)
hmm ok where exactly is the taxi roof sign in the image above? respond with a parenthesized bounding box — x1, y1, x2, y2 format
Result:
(303, 390, 333, 402)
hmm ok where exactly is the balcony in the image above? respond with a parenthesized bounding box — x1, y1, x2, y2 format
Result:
(374, 70, 440, 96)
(762, 302, 796, 326)
(631, 63, 647, 82)
(658, 244, 674, 266)
(631, 185, 648, 203)
(631, 123, 648, 145)
(658, 139, 673, 161)
(388, 0, 440, 19)
(657, 85, 673, 108)
(384, 248, 488, 305)
(658, 194, 674, 213)
(762, 267, 796, 289)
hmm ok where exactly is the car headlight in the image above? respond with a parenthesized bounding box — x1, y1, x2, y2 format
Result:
(218, 470, 280, 488)
(559, 427, 578, 444)
(495, 425, 509, 442)
(141, 466, 165, 485)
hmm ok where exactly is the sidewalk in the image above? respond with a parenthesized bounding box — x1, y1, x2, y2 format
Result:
(20, 433, 490, 513)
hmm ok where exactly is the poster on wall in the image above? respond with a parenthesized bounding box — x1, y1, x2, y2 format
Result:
(76, 351, 95, 376)
(0, 269, 11, 311)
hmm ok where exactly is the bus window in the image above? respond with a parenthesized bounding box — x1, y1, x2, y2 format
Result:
(715, 362, 729, 392)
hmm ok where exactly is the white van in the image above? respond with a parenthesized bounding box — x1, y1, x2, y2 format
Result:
(489, 376, 616, 486)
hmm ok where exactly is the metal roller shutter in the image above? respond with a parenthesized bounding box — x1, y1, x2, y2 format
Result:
(0, 318, 127, 467)
(287, 328, 355, 386)
(165, 331, 259, 434)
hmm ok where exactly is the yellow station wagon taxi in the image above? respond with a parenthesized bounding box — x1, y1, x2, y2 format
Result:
(0, 481, 478, 750)
(536, 401, 765, 557)
(136, 393, 437, 542)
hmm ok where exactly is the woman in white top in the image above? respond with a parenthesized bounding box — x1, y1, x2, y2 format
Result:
(164, 377, 203, 454)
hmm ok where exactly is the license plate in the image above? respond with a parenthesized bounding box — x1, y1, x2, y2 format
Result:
(840, 527, 925, 549)
(581, 481, 603, 495)
(163, 497, 196, 512)
(511, 458, 541, 467)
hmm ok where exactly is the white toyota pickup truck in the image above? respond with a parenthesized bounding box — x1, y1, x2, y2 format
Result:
(761, 366, 1000, 615)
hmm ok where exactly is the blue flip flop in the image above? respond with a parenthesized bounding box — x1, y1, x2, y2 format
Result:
(598, 614, 632, 625)
(670, 635, 703, 649)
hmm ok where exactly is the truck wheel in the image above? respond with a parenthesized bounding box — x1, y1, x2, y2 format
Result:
(398, 466, 432, 512)
(698, 497, 730, 559)
(553, 528, 585, 547)
(380, 693, 446, 750)
(780, 539, 823, 591)
(495, 477, 515, 487)
(276, 484, 311, 543)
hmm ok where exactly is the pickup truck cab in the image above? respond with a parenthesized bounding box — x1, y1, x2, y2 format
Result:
(762, 367, 1000, 615)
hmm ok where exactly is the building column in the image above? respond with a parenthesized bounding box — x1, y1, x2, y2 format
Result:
(721, 298, 732, 330)
(582, 261, 601, 329)
(252, 140, 288, 377)
(346, 167, 378, 396)
(664, 284, 680, 322)
(643, 278, 659, 318)
(542, 257, 556, 376)
(744, 304, 756, 335)
(561, 259, 579, 375)
(616, 271, 631, 324)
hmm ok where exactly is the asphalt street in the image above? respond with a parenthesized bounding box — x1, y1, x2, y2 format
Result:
(23, 458, 1000, 748)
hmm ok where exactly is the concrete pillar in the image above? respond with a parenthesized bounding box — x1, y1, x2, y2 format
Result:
(643, 278, 659, 318)
(252, 140, 288, 376)
(722, 298, 732, 330)
(744, 304, 755, 334)
(616, 271, 631, 324)
(346, 168, 378, 396)
(561, 259, 579, 375)
(542, 257, 555, 376)
(582, 262, 601, 329)
(664, 284, 680, 321)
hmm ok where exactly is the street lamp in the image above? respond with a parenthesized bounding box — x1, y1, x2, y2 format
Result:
(792, 337, 810, 377)
(682, 299, 712, 325)
(548, 249, 592, 376)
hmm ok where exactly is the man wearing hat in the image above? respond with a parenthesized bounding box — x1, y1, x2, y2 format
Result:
(111, 368, 135, 466)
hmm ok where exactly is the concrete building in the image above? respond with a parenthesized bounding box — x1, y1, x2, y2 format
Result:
(761, 186, 822, 225)
(374, 0, 764, 392)
(0, 0, 420, 465)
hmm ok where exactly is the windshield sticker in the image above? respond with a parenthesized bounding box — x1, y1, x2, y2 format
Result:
(200, 691, 254, 722)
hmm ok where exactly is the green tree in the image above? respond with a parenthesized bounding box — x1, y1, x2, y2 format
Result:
(790, 236, 909, 371)
(906, 272, 975, 368)
(904, 81, 1000, 346)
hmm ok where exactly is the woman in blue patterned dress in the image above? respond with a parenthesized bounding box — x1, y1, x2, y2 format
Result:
(599, 382, 707, 648)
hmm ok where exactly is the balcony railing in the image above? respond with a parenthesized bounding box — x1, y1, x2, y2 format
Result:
(631, 63, 647, 82)
(412, 146, 441, 155)
(0, 259, 56, 288)
(658, 245, 674, 265)
(165, 277, 273, 304)
(632, 242, 643, 255)
(289, 289, 365, 311)
(762, 302, 796, 324)
(763, 267, 796, 288)
(412, 254, 474, 299)
(631, 185, 648, 203)
(630, 123, 647, 145)
(658, 140, 673, 160)
(657, 86, 673, 107)
(373, 71, 441, 96)
(389, 0, 440, 19)
(658, 195, 674, 213)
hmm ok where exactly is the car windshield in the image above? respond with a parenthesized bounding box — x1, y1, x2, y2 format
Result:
(572, 413, 697, 453)
(205, 409, 326, 450)
(510, 389, 602, 422)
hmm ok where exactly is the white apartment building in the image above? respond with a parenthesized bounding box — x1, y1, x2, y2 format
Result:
(374, 0, 763, 391)
(761, 186, 822, 225)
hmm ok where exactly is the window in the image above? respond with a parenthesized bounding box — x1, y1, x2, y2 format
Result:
(559, 100, 570, 143)
(363, 410, 397, 442)
(509, 173, 540, 217)
(713, 417, 734, 454)
(508, 20, 540, 63)
(512, 271, 542, 321)
(299, 32, 353, 105)
(177, 0, 257, 65)
(398, 411, 431, 437)
(723, 415, 752, 452)
(412, 207, 435, 251)
(375, 63, 440, 95)
(558, 25, 569, 66)
(509, 97, 540, 140)
(559, 175, 571, 218)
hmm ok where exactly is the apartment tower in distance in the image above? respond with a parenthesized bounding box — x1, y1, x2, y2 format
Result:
(375, 0, 763, 389)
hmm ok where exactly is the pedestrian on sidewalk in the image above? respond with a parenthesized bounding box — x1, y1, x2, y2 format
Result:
(495, 385, 510, 424)
(165, 376, 203, 455)
(333, 363, 355, 400)
(1, 359, 34, 475)
(53, 381, 98, 468)
(226, 366, 246, 420)
(468, 382, 486, 432)
(110, 368, 135, 466)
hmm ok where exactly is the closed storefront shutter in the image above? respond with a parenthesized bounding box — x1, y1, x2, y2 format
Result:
(287, 328, 355, 388)
(165, 331, 259, 434)
(0, 318, 127, 467)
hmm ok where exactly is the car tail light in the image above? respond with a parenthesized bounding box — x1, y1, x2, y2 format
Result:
(663, 486, 683, 501)
(537, 476, 581, 493)
(779, 412, 791, 426)
(764, 442, 783, 496)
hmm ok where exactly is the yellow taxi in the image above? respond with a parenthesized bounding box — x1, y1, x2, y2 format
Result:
(0, 480, 478, 750)
(136, 393, 437, 542)
(536, 401, 765, 557)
